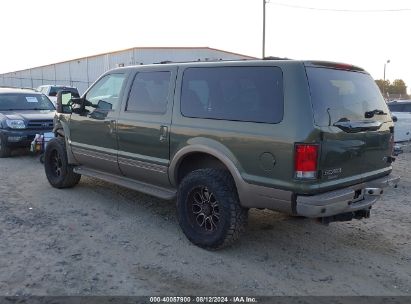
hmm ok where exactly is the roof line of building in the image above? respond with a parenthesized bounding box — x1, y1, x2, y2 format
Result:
(2, 46, 257, 75)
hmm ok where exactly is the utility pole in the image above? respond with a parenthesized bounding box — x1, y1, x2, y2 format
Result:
(383, 59, 390, 99)
(262, 0, 266, 59)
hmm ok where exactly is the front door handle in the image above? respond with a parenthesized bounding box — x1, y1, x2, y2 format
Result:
(159, 125, 168, 142)
(109, 120, 116, 134)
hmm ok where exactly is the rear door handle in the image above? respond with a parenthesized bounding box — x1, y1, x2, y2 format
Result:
(159, 125, 168, 142)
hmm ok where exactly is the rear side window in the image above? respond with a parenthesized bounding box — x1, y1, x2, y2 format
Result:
(49, 86, 78, 97)
(307, 67, 389, 126)
(388, 103, 411, 112)
(126, 71, 171, 114)
(388, 104, 404, 112)
(181, 67, 284, 123)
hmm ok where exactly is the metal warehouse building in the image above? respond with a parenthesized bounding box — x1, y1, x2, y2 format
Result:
(0, 47, 255, 94)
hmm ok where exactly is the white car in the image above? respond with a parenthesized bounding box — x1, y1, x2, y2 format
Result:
(37, 85, 79, 107)
(388, 100, 411, 142)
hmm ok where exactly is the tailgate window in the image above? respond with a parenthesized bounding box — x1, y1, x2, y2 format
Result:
(306, 67, 389, 127)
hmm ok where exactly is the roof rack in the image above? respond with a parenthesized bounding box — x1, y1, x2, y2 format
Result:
(263, 56, 291, 60)
(153, 58, 253, 65)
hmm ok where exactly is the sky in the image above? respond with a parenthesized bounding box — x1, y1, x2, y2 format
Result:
(1, 0, 410, 94)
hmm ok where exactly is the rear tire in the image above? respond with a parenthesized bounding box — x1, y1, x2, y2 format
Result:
(177, 169, 248, 250)
(0, 136, 11, 158)
(44, 137, 81, 188)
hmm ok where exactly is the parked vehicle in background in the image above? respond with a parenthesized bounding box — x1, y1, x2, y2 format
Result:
(387, 100, 411, 142)
(44, 60, 399, 249)
(37, 85, 79, 107)
(0, 88, 55, 157)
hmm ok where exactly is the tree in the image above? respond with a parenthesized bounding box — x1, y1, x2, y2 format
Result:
(375, 78, 408, 97)
(389, 79, 407, 95)
(375, 79, 390, 93)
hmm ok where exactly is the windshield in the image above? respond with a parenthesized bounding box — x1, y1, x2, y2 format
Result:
(306, 67, 389, 126)
(0, 93, 55, 111)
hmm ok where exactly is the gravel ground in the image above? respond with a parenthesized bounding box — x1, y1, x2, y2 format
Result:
(0, 149, 410, 296)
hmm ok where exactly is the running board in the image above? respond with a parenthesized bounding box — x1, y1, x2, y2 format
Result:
(73, 167, 176, 200)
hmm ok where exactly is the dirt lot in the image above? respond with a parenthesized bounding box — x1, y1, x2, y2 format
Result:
(0, 149, 410, 297)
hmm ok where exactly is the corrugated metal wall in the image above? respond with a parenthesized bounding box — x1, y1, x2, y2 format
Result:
(0, 47, 254, 94)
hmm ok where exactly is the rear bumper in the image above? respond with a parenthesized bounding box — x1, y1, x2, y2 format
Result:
(295, 174, 400, 218)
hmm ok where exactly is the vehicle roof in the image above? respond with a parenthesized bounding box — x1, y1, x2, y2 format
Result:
(109, 59, 368, 74)
(38, 85, 77, 88)
(0, 87, 43, 95)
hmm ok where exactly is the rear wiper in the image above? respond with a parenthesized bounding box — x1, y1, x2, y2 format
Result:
(365, 109, 387, 118)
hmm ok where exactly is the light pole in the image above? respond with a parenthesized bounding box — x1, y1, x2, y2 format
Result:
(262, 0, 267, 59)
(383, 59, 390, 99)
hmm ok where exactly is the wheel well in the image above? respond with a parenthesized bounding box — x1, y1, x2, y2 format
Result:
(55, 128, 65, 138)
(53, 121, 65, 138)
(176, 153, 230, 185)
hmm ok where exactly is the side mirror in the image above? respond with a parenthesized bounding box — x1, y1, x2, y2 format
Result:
(97, 99, 113, 110)
(392, 115, 398, 122)
(56, 91, 80, 113)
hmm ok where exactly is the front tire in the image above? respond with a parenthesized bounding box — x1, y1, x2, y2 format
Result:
(177, 169, 248, 250)
(44, 137, 81, 188)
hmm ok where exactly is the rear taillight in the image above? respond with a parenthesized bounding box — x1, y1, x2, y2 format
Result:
(295, 144, 319, 179)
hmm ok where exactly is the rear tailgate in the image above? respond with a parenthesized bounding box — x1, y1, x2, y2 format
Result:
(305, 63, 393, 186)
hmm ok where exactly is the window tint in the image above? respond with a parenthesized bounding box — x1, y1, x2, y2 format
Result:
(181, 67, 283, 123)
(403, 104, 411, 112)
(86, 73, 126, 110)
(126, 71, 171, 114)
(49, 86, 78, 97)
(388, 104, 404, 112)
(307, 67, 389, 126)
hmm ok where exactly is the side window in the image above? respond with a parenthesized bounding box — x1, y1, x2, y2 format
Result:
(49, 87, 60, 97)
(181, 67, 284, 124)
(403, 104, 411, 112)
(388, 104, 404, 112)
(126, 71, 171, 114)
(86, 73, 127, 110)
(187, 80, 209, 109)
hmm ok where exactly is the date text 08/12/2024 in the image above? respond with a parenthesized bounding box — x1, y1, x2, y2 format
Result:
(149, 296, 258, 303)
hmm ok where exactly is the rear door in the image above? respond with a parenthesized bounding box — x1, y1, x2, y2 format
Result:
(306, 65, 393, 184)
(116, 67, 177, 188)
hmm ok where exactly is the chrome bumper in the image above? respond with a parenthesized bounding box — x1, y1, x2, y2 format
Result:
(296, 175, 400, 218)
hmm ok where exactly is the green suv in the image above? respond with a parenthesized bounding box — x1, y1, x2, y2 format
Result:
(44, 60, 399, 249)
